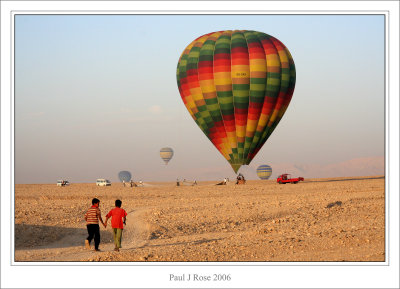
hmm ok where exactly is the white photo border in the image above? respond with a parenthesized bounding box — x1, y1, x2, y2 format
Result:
(1, 1, 399, 288)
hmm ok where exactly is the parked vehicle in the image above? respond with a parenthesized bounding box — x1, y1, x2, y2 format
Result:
(277, 174, 304, 184)
(57, 180, 70, 186)
(96, 179, 111, 186)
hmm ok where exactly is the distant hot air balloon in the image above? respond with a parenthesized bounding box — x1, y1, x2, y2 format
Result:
(118, 171, 132, 182)
(177, 30, 296, 173)
(257, 165, 272, 180)
(160, 147, 174, 165)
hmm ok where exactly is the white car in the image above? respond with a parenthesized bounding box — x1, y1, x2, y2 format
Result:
(57, 180, 69, 186)
(96, 179, 111, 186)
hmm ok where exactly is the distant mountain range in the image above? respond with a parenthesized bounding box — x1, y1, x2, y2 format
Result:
(260, 156, 385, 179)
(174, 156, 385, 182)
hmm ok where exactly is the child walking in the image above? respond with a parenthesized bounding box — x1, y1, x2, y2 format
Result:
(105, 199, 127, 251)
(84, 198, 106, 251)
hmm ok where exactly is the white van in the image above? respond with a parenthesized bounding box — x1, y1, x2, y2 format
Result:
(96, 179, 111, 186)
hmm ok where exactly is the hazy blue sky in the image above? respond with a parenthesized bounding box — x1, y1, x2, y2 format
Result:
(15, 14, 385, 183)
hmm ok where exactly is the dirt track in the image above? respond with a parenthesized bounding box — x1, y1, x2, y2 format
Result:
(14, 176, 385, 262)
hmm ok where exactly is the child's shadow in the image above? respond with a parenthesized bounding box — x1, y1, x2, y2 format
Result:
(15, 223, 113, 249)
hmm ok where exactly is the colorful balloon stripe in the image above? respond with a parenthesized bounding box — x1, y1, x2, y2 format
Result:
(177, 30, 296, 173)
(257, 165, 273, 180)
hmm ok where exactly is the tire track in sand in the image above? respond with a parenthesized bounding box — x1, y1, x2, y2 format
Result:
(117, 207, 151, 250)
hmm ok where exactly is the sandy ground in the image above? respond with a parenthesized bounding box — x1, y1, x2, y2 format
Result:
(14, 176, 385, 262)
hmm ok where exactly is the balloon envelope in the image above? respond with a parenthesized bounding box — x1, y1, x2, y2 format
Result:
(257, 165, 272, 180)
(118, 171, 132, 182)
(177, 30, 296, 173)
(160, 147, 174, 165)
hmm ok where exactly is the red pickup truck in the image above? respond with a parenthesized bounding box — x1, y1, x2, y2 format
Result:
(277, 174, 304, 184)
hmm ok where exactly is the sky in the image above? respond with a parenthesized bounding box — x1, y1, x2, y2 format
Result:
(14, 14, 385, 183)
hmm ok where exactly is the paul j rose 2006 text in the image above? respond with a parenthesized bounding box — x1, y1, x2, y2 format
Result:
(169, 273, 231, 282)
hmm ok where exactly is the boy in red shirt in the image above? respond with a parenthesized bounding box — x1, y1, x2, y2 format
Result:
(105, 199, 127, 251)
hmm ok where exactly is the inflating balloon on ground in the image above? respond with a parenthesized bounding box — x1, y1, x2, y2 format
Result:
(256, 165, 273, 180)
(118, 171, 132, 182)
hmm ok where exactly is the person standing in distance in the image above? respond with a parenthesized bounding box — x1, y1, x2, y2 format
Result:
(84, 198, 106, 251)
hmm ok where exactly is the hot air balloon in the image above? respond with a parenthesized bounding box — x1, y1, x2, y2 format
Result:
(256, 165, 272, 180)
(176, 30, 296, 173)
(118, 171, 132, 182)
(160, 147, 174, 165)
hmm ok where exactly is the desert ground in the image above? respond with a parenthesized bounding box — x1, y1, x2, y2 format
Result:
(14, 176, 385, 262)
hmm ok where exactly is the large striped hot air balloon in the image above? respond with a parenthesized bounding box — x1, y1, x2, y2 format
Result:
(160, 147, 174, 165)
(176, 30, 296, 173)
(256, 165, 272, 180)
